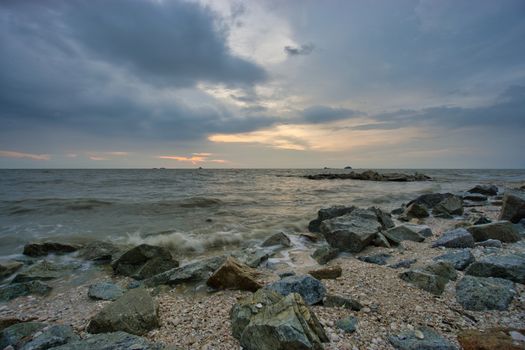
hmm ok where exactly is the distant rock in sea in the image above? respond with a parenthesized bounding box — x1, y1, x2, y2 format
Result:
(304, 170, 431, 182)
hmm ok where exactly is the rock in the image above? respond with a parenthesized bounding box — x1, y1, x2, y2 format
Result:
(311, 246, 339, 265)
(233, 293, 328, 350)
(499, 192, 525, 223)
(458, 328, 525, 350)
(383, 225, 425, 243)
(266, 275, 326, 305)
(388, 259, 417, 269)
(12, 260, 81, 283)
(389, 327, 458, 350)
(0, 281, 52, 302)
(424, 261, 457, 281)
(369, 206, 395, 229)
(463, 193, 488, 202)
(322, 294, 362, 311)
(23, 242, 79, 257)
(236, 248, 272, 268)
(305, 170, 430, 182)
(261, 232, 292, 248)
(0, 261, 23, 279)
(49, 331, 163, 350)
(111, 244, 179, 280)
(0, 318, 30, 333)
(408, 193, 457, 208)
(206, 257, 262, 292)
(470, 214, 492, 225)
(0, 322, 47, 349)
(456, 276, 516, 311)
(336, 316, 357, 333)
(467, 221, 521, 243)
(399, 203, 429, 220)
(307, 265, 342, 279)
(391, 206, 405, 215)
(475, 239, 503, 248)
(433, 249, 474, 270)
(308, 206, 356, 233)
(77, 241, 121, 263)
(358, 253, 391, 265)
(399, 262, 455, 295)
(299, 232, 320, 242)
(432, 196, 464, 218)
(373, 232, 391, 248)
(144, 255, 226, 287)
(465, 253, 525, 283)
(405, 224, 433, 237)
(88, 282, 124, 301)
(20, 324, 79, 350)
(278, 271, 296, 279)
(86, 288, 159, 336)
(468, 184, 498, 196)
(320, 208, 382, 252)
(431, 228, 474, 248)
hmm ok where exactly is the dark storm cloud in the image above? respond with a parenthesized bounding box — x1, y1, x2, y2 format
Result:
(284, 43, 315, 56)
(301, 106, 360, 124)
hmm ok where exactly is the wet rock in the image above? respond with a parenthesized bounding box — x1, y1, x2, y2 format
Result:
(469, 214, 492, 225)
(12, 260, 81, 283)
(388, 259, 417, 269)
(475, 239, 503, 248)
(468, 184, 498, 196)
(320, 208, 382, 252)
(322, 294, 362, 311)
(49, 331, 163, 350)
(336, 316, 357, 333)
(299, 232, 321, 242)
(144, 255, 226, 287)
(465, 253, 525, 283)
(311, 246, 339, 265)
(308, 205, 356, 233)
(232, 292, 328, 350)
(207, 257, 262, 292)
(77, 241, 121, 263)
(261, 232, 291, 248)
(462, 193, 488, 202)
(431, 228, 474, 249)
(305, 170, 430, 182)
(111, 244, 179, 280)
(21, 324, 79, 350)
(456, 276, 516, 311)
(408, 193, 457, 208)
(458, 328, 525, 350)
(467, 221, 521, 243)
(358, 253, 391, 265)
(391, 206, 405, 215)
(433, 249, 474, 271)
(389, 327, 458, 350)
(23, 242, 80, 257)
(383, 225, 425, 243)
(499, 192, 525, 223)
(87, 288, 159, 336)
(0, 322, 47, 349)
(0, 281, 52, 302)
(236, 248, 272, 268)
(307, 265, 342, 280)
(266, 275, 326, 305)
(432, 196, 464, 218)
(0, 261, 23, 280)
(399, 203, 429, 221)
(88, 282, 124, 301)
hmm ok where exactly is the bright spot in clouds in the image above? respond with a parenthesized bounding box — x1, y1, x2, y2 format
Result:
(157, 153, 228, 165)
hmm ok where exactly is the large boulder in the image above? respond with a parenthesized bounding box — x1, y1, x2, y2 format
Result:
(499, 192, 525, 223)
(389, 327, 458, 350)
(12, 260, 81, 283)
(383, 225, 425, 243)
(465, 253, 525, 283)
(0, 322, 47, 349)
(408, 193, 456, 208)
(86, 288, 159, 336)
(399, 203, 429, 221)
(308, 205, 356, 233)
(433, 249, 474, 271)
(266, 275, 326, 305)
(23, 242, 80, 257)
(467, 221, 521, 242)
(207, 257, 262, 292)
(458, 328, 525, 350)
(320, 208, 382, 252)
(456, 276, 516, 311)
(432, 196, 464, 218)
(431, 228, 474, 249)
(88, 282, 124, 301)
(468, 184, 498, 196)
(20, 324, 79, 350)
(311, 246, 339, 265)
(261, 232, 291, 248)
(49, 331, 163, 350)
(0, 281, 52, 302)
(111, 244, 178, 280)
(0, 261, 23, 279)
(232, 292, 328, 350)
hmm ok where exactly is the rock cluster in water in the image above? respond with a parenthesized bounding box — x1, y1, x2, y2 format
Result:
(304, 170, 432, 181)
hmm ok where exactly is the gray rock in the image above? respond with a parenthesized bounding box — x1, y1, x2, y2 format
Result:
(320, 208, 382, 252)
(468, 184, 498, 196)
(266, 275, 326, 305)
(462, 193, 488, 202)
(405, 224, 433, 237)
(308, 206, 356, 233)
(77, 241, 121, 263)
(467, 221, 521, 243)
(49, 331, 163, 350)
(111, 244, 179, 280)
(235, 248, 271, 268)
(311, 246, 339, 265)
(383, 225, 425, 243)
(336, 316, 357, 333)
(475, 239, 503, 248)
(433, 250, 474, 271)
(86, 288, 159, 336)
(399, 262, 456, 295)
(431, 228, 474, 248)
(373, 232, 392, 248)
(322, 294, 362, 311)
(0, 261, 23, 279)
(369, 207, 395, 229)
(206, 257, 262, 292)
(389, 327, 458, 350)
(278, 271, 296, 279)
(408, 193, 457, 208)
(88, 282, 124, 301)
(12, 261, 81, 283)
(0, 322, 47, 349)
(388, 259, 417, 269)
(21, 324, 79, 350)
(358, 253, 391, 265)
(424, 261, 457, 281)
(399, 203, 429, 221)
(456, 276, 516, 311)
(432, 196, 464, 218)
(261, 232, 292, 248)
(465, 253, 525, 283)
(391, 207, 405, 215)
(23, 242, 80, 257)
(469, 214, 492, 225)
(234, 293, 328, 350)
(499, 192, 525, 223)
(0, 281, 52, 302)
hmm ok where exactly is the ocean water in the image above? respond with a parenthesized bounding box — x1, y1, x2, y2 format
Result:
(1, 169, 524, 259)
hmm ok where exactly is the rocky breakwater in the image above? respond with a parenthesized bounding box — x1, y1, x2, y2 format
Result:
(304, 169, 432, 182)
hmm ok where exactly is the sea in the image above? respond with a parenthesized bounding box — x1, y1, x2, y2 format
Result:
(1, 169, 524, 261)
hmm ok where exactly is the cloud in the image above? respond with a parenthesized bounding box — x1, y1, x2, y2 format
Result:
(301, 106, 361, 124)
(157, 153, 228, 165)
(0, 150, 50, 161)
(284, 43, 315, 56)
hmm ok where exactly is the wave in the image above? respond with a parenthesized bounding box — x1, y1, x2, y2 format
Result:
(176, 197, 224, 208)
(1, 198, 113, 215)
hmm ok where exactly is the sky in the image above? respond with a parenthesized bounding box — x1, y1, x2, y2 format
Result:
(0, 0, 524, 169)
